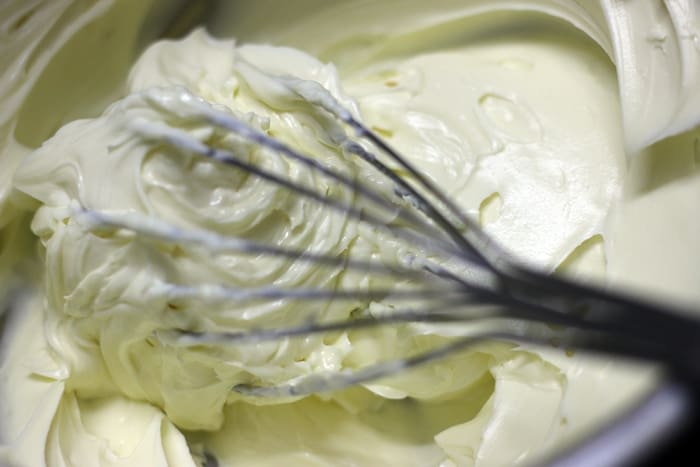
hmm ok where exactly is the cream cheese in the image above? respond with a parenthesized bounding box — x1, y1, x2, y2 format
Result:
(1, 1, 699, 467)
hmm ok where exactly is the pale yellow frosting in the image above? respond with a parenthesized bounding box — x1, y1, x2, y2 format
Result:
(1, 1, 699, 466)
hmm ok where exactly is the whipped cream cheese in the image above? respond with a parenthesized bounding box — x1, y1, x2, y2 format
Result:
(1, 1, 699, 466)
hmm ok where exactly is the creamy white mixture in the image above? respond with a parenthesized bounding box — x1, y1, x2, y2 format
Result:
(1, 1, 699, 466)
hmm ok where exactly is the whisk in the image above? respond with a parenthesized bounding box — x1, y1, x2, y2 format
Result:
(75, 77, 699, 463)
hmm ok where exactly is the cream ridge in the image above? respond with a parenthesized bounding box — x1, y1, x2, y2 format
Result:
(1, 1, 699, 466)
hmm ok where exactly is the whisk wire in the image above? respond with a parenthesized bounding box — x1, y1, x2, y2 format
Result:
(134, 106, 487, 270)
(283, 77, 497, 269)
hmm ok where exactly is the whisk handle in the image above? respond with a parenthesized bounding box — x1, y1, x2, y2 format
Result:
(503, 265, 700, 375)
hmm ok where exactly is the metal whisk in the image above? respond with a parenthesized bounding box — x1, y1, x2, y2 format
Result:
(76, 78, 700, 396)
(74, 77, 700, 464)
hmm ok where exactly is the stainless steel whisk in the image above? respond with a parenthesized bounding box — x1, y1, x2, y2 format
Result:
(77, 79, 699, 464)
(80, 79, 700, 394)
